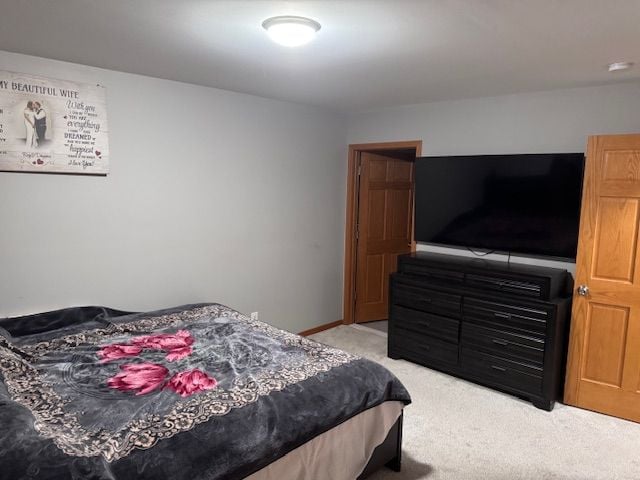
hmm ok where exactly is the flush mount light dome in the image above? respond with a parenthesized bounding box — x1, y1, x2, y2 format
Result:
(608, 61, 634, 72)
(262, 16, 321, 47)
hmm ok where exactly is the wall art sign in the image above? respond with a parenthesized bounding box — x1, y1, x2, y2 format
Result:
(0, 70, 109, 174)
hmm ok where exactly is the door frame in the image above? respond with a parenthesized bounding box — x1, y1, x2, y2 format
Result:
(342, 140, 423, 325)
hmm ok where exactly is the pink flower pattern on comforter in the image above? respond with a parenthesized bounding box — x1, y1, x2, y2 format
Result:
(130, 330, 194, 361)
(98, 330, 194, 363)
(100, 330, 217, 397)
(108, 363, 169, 395)
(97, 344, 143, 363)
(165, 369, 218, 397)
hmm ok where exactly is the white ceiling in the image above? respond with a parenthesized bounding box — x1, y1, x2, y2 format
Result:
(1, 0, 639, 111)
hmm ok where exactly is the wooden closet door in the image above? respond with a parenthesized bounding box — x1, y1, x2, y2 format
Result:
(354, 152, 413, 322)
(564, 134, 640, 423)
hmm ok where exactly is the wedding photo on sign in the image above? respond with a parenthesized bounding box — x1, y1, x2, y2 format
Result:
(0, 70, 109, 174)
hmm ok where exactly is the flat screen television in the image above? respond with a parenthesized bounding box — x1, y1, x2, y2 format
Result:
(414, 153, 585, 260)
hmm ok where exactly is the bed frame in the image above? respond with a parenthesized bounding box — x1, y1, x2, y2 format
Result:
(358, 412, 403, 479)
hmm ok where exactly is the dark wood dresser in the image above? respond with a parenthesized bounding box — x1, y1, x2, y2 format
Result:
(388, 252, 572, 410)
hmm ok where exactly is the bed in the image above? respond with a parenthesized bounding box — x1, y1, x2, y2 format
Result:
(0, 303, 410, 479)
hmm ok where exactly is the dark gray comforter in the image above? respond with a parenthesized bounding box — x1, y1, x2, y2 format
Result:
(0, 304, 410, 479)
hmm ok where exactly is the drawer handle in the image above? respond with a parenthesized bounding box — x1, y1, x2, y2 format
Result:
(494, 312, 511, 319)
(492, 339, 509, 346)
(491, 365, 507, 372)
(421, 298, 432, 304)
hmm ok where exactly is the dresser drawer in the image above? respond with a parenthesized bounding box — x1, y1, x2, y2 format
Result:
(398, 262, 465, 285)
(391, 279, 461, 318)
(391, 304, 460, 343)
(460, 348, 543, 394)
(391, 329, 458, 367)
(461, 323, 545, 366)
(463, 297, 550, 335)
(466, 273, 544, 299)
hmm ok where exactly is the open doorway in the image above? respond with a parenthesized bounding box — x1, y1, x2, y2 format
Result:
(343, 140, 422, 326)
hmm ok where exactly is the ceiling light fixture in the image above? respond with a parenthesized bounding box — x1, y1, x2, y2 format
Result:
(608, 62, 634, 72)
(262, 16, 321, 47)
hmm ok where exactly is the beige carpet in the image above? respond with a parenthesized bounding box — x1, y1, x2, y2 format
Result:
(310, 325, 640, 480)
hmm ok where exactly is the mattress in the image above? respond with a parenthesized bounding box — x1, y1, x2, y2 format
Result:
(248, 400, 404, 480)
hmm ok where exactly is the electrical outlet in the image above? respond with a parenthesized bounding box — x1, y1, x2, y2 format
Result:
(250, 312, 259, 320)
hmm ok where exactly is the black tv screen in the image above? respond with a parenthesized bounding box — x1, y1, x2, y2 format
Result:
(414, 153, 585, 260)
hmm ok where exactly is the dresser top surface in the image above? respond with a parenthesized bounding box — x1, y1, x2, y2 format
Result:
(400, 252, 569, 277)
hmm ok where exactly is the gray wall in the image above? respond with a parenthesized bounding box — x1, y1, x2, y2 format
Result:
(347, 82, 640, 273)
(3, 49, 640, 326)
(0, 51, 347, 333)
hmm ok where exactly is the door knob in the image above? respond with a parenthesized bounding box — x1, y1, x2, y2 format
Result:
(577, 285, 589, 296)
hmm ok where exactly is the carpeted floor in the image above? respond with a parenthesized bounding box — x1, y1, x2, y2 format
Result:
(359, 320, 389, 334)
(310, 325, 640, 480)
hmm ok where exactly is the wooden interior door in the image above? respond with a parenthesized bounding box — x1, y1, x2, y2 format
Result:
(354, 152, 414, 323)
(564, 134, 640, 423)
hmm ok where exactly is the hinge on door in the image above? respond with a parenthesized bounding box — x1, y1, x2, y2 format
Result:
(357, 164, 362, 176)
